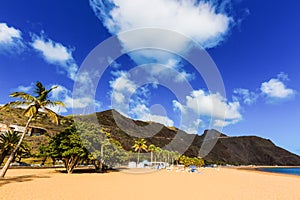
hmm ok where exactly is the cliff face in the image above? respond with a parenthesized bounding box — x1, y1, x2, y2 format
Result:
(201, 136, 300, 165)
(78, 109, 300, 166)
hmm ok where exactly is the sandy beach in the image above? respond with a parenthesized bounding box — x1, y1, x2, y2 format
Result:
(0, 167, 299, 200)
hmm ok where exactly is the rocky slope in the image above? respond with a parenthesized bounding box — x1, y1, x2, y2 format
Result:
(78, 109, 300, 166)
(1, 108, 299, 165)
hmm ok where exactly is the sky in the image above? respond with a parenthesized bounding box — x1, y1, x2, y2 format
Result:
(0, 0, 299, 155)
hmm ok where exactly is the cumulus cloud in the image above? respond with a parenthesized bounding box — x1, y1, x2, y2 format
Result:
(0, 22, 24, 53)
(31, 34, 78, 80)
(17, 84, 34, 93)
(213, 119, 240, 127)
(261, 73, 295, 99)
(16, 83, 101, 114)
(173, 89, 242, 131)
(182, 90, 241, 120)
(233, 88, 259, 105)
(0, 23, 22, 43)
(130, 104, 174, 126)
(90, 0, 233, 64)
(109, 70, 174, 126)
(147, 58, 194, 83)
(49, 84, 101, 113)
(234, 72, 296, 105)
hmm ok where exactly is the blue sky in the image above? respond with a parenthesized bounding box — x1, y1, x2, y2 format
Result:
(0, 0, 299, 155)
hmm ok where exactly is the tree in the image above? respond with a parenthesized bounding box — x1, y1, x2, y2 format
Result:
(171, 151, 181, 165)
(48, 126, 89, 174)
(148, 144, 156, 164)
(0, 130, 29, 165)
(179, 155, 204, 167)
(154, 146, 162, 163)
(36, 144, 53, 166)
(77, 122, 108, 172)
(0, 81, 65, 177)
(132, 138, 147, 166)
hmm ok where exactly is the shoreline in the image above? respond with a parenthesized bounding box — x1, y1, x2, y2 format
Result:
(236, 166, 300, 178)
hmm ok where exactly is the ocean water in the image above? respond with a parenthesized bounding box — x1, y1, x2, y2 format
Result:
(259, 167, 300, 176)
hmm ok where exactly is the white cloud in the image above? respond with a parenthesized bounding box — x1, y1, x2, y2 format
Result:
(107, 57, 121, 69)
(0, 23, 22, 43)
(110, 71, 137, 94)
(213, 119, 240, 127)
(233, 88, 258, 105)
(16, 83, 101, 114)
(233, 73, 296, 105)
(261, 73, 295, 99)
(31, 34, 78, 80)
(90, 0, 233, 63)
(130, 104, 174, 126)
(184, 90, 241, 120)
(17, 85, 33, 93)
(50, 85, 101, 113)
(109, 70, 174, 126)
(147, 58, 194, 83)
(181, 118, 203, 134)
(173, 89, 242, 131)
(0, 22, 24, 53)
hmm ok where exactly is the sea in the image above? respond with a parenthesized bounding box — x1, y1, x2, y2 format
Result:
(259, 167, 300, 176)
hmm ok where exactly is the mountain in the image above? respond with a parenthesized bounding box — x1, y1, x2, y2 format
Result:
(1, 108, 300, 165)
(77, 109, 300, 166)
(0, 107, 73, 154)
(0, 108, 73, 135)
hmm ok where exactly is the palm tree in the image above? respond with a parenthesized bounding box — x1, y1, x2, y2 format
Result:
(0, 81, 65, 177)
(0, 130, 23, 165)
(154, 146, 162, 163)
(132, 138, 147, 166)
(148, 144, 156, 164)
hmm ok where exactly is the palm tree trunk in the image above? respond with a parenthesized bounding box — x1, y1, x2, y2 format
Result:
(0, 115, 33, 178)
(150, 151, 153, 164)
(137, 149, 140, 167)
(99, 142, 104, 172)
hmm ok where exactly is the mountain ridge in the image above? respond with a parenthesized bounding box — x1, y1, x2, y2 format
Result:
(77, 109, 300, 165)
(1, 108, 299, 165)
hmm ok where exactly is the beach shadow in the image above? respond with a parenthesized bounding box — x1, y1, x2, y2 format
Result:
(56, 167, 121, 174)
(0, 174, 51, 187)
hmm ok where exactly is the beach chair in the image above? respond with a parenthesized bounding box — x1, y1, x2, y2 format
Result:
(189, 165, 197, 173)
(166, 165, 174, 172)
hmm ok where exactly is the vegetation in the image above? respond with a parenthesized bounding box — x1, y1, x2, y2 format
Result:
(0, 130, 30, 165)
(0, 81, 64, 177)
(132, 138, 147, 165)
(154, 146, 162, 163)
(0, 104, 300, 168)
(179, 155, 204, 167)
(48, 125, 89, 174)
(78, 122, 127, 172)
(147, 144, 156, 163)
(46, 121, 129, 173)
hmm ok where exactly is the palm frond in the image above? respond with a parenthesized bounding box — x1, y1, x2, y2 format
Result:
(9, 92, 36, 101)
(47, 85, 58, 93)
(43, 107, 59, 124)
(0, 101, 31, 110)
(23, 105, 38, 118)
(41, 100, 65, 108)
(34, 81, 46, 96)
(3, 81, 63, 124)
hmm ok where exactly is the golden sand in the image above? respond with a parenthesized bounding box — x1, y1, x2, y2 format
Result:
(0, 167, 299, 200)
